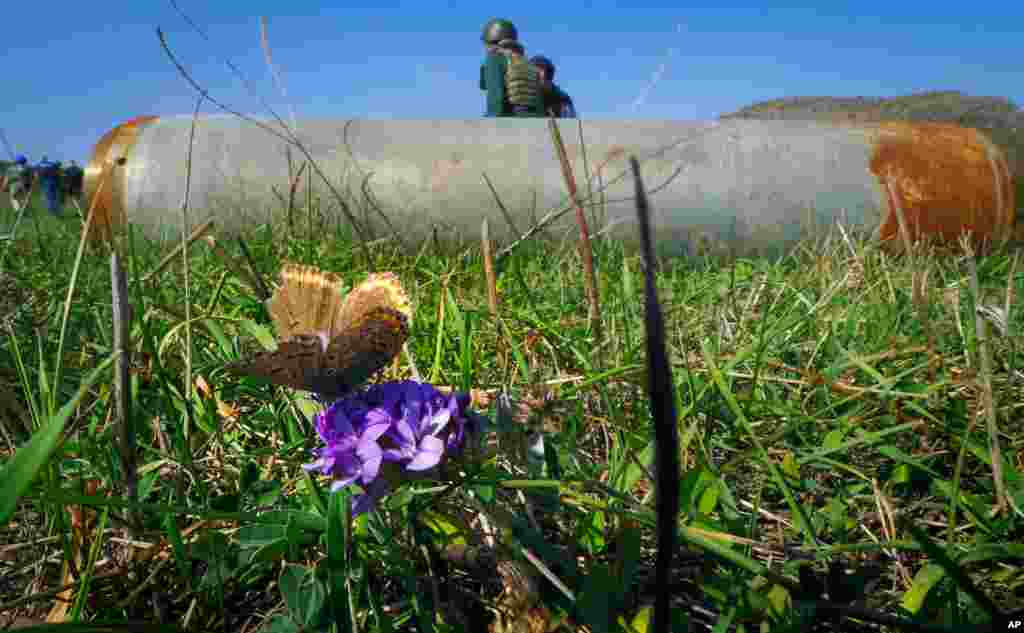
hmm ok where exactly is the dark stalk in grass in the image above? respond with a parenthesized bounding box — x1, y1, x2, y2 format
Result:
(111, 252, 137, 526)
(287, 160, 308, 237)
(237, 236, 272, 302)
(200, 233, 267, 302)
(630, 156, 679, 633)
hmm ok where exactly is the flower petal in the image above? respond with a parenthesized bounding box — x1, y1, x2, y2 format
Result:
(406, 435, 445, 471)
(352, 478, 391, 516)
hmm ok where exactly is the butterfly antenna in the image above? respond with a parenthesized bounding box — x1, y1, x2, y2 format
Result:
(631, 155, 680, 633)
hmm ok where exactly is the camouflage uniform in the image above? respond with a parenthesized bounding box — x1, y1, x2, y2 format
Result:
(541, 83, 577, 118)
(482, 47, 544, 117)
(530, 56, 577, 118)
(479, 19, 544, 118)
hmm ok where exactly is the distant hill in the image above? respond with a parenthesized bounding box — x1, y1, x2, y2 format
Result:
(721, 90, 1023, 190)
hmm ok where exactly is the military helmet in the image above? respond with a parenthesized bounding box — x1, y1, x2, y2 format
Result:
(498, 38, 524, 54)
(481, 18, 517, 45)
(530, 55, 555, 80)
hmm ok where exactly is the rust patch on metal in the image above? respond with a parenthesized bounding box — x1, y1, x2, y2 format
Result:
(429, 153, 464, 192)
(84, 115, 158, 243)
(594, 145, 627, 174)
(869, 122, 1015, 248)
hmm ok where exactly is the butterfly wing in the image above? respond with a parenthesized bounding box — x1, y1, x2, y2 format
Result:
(267, 263, 346, 341)
(310, 306, 410, 398)
(227, 334, 327, 391)
(336, 272, 413, 330)
(231, 265, 411, 397)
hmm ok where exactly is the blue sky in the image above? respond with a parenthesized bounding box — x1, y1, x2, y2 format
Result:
(1, 1, 1020, 162)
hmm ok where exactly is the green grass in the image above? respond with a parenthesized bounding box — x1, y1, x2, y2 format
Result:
(1, 186, 1024, 633)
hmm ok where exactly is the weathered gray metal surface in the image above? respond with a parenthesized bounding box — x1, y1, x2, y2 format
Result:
(87, 116, 1014, 256)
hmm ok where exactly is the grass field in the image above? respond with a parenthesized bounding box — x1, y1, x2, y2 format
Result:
(1, 173, 1023, 632)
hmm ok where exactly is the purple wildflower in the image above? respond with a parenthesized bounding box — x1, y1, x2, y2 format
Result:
(304, 380, 475, 515)
(366, 381, 473, 470)
(302, 397, 389, 491)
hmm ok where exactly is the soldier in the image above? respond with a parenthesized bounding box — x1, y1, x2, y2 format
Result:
(4, 155, 32, 208)
(63, 159, 84, 199)
(479, 18, 544, 118)
(36, 156, 64, 217)
(530, 55, 577, 118)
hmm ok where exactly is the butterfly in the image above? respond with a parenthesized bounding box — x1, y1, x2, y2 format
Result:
(228, 263, 412, 399)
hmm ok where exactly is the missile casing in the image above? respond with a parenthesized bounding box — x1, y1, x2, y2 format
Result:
(84, 116, 1017, 255)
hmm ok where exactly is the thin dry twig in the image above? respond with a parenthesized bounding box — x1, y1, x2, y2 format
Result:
(257, 16, 299, 134)
(548, 118, 602, 339)
(481, 171, 522, 240)
(154, 26, 372, 264)
(481, 218, 499, 317)
(177, 95, 203, 499)
(965, 249, 1009, 516)
(885, 178, 916, 257)
(494, 126, 708, 263)
(140, 220, 215, 283)
(286, 161, 307, 236)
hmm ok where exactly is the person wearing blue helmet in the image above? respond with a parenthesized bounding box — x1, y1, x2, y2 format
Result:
(36, 156, 64, 216)
(4, 155, 32, 207)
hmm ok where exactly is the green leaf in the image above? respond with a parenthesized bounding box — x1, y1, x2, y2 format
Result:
(617, 440, 654, 495)
(698, 478, 721, 515)
(765, 583, 791, 617)
(200, 318, 234, 357)
(238, 524, 289, 549)
(280, 564, 327, 629)
(258, 510, 327, 533)
(260, 614, 301, 633)
(240, 319, 277, 351)
(624, 605, 651, 633)
(822, 428, 846, 451)
(902, 563, 947, 614)
(0, 354, 113, 526)
(421, 511, 469, 547)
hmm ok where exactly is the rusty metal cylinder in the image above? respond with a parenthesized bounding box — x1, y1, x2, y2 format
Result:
(84, 116, 1016, 256)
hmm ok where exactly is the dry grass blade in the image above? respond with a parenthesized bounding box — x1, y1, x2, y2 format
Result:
(548, 118, 602, 339)
(482, 218, 499, 317)
(885, 178, 916, 257)
(178, 96, 201, 462)
(630, 155, 680, 633)
(964, 249, 1009, 516)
